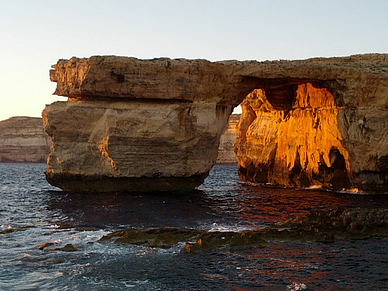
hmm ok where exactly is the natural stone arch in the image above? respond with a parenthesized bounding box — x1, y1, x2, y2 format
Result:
(44, 54, 388, 192)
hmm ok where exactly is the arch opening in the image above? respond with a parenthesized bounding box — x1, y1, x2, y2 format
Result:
(234, 81, 351, 190)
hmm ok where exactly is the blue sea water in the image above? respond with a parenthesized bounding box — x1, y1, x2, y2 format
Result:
(1, 163, 388, 290)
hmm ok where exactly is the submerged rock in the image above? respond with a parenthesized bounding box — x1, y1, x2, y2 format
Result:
(99, 208, 388, 251)
(99, 227, 267, 250)
(38, 242, 54, 250)
(53, 244, 77, 252)
(277, 207, 388, 241)
(44, 54, 388, 192)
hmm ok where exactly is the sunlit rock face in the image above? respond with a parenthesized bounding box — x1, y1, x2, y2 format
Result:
(44, 54, 388, 192)
(0, 117, 51, 163)
(235, 84, 351, 189)
(235, 79, 388, 192)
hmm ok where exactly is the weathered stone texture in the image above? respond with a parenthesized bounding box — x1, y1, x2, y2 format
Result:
(43, 100, 232, 192)
(234, 55, 388, 192)
(0, 117, 51, 163)
(45, 54, 388, 192)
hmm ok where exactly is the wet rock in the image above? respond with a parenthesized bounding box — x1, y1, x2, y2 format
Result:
(53, 244, 77, 252)
(38, 242, 54, 250)
(275, 207, 388, 241)
(100, 208, 388, 251)
(74, 226, 101, 232)
(0, 229, 15, 234)
(0, 226, 32, 235)
(99, 227, 199, 249)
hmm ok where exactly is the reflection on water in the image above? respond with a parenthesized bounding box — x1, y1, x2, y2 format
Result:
(1, 163, 388, 290)
(46, 164, 388, 230)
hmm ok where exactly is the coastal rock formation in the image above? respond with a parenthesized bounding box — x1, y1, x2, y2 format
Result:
(44, 54, 388, 192)
(0, 117, 51, 163)
(234, 60, 388, 192)
(0, 115, 237, 165)
(217, 114, 239, 164)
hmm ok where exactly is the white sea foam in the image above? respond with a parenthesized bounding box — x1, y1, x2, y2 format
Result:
(287, 282, 307, 291)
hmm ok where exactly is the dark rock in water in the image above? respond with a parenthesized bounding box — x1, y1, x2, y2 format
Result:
(0, 229, 15, 234)
(99, 227, 200, 249)
(99, 208, 388, 251)
(0, 226, 32, 235)
(276, 207, 388, 241)
(38, 242, 54, 250)
(53, 244, 77, 252)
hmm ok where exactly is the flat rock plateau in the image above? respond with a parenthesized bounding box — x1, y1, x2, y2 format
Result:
(43, 54, 388, 193)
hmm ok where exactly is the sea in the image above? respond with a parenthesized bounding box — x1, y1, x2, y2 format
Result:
(1, 163, 388, 290)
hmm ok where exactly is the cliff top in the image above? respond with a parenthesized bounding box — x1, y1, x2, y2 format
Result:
(0, 116, 45, 135)
(49, 53, 388, 108)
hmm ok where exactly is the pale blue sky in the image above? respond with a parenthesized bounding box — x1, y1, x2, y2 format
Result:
(1, 0, 387, 121)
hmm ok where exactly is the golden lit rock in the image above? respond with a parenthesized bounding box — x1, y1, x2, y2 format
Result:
(235, 84, 351, 189)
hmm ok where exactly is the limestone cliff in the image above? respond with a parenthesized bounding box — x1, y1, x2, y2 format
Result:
(217, 114, 239, 164)
(0, 117, 51, 163)
(44, 54, 388, 192)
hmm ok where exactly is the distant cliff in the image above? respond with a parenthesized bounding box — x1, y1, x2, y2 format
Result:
(0, 117, 51, 163)
(217, 114, 239, 164)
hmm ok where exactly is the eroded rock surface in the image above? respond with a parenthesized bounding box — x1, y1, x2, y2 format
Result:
(0, 117, 51, 163)
(233, 55, 388, 193)
(43, 100, 230, 191)
(44, 54, 388, 192)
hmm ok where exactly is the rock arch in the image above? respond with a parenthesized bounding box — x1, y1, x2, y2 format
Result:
(43, 54, 388, 192)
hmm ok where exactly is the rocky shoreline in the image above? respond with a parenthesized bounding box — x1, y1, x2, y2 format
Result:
(3, 207, 387, 252)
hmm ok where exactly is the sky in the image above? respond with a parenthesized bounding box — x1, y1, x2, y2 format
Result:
(1, 0, 387, 121)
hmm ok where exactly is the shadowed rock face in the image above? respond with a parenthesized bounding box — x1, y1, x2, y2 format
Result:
(44, 54, 388, 192)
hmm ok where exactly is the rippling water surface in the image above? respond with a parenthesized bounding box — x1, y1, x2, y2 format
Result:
(1, 163, 388, 290)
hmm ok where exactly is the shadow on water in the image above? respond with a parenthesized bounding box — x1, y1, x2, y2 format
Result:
(45, 164, 388, 231)
(46, 189, 221, 229)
